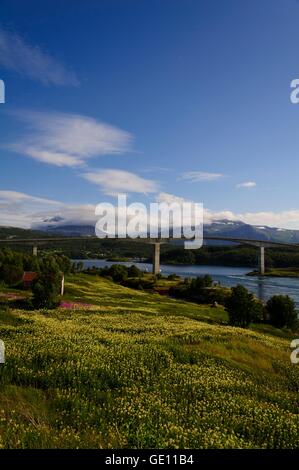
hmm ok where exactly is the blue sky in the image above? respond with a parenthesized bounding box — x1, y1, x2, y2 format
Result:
(1, 0, 299, 228)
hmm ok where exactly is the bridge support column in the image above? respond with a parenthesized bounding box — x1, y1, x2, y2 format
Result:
(152, 242, 160, 275)
(259, 245, 265, 275)
(33, 245, 38, 256)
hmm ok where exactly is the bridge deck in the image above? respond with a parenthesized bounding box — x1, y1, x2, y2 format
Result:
(0, 235, 298, 249)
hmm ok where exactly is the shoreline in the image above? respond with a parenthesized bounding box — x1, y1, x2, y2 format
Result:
(75, 258, 299, 279)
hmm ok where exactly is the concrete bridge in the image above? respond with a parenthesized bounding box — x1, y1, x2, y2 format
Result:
(147, 236, 299, 275)
(0, 235, 298, 275)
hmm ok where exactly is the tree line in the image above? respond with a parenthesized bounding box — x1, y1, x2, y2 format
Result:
(0, 249, 71, 309)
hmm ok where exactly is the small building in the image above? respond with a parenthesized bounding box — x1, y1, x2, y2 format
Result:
(22, 271, 65, 294)
(22, 271, 38, 289)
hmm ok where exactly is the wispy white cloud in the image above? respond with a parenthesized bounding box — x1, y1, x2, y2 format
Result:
(15, 147, 85, 167)
(0, 190, 59, 206)
(179, 171, 225, 182)
(236, 181, 256, 189)
(83, 169, 158, 196)
(7, 110, 133, 167)
(0, 28, 78, 86)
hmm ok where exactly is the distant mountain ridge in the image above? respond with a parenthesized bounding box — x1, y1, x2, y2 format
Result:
(202, 220, 299, 244)
(0, 219, 299, 244)
(39, 220, 299, 244)
(0, 226, 57, 240)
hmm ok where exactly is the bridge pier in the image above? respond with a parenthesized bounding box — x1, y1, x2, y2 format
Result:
(258, 245, 265, 275)
(32, 245, 38, 256)
(152, 242, 160, 275)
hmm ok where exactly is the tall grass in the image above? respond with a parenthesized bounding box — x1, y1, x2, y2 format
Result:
(0, 274, 297, 448)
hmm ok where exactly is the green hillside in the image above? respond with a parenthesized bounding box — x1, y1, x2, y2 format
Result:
(0, 227, 51, 239)
(0, 274, 298, 448)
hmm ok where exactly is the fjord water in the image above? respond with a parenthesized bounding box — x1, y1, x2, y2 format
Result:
(75, 259, 299, 308)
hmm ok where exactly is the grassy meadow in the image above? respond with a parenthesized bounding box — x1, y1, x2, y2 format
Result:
(0, 274, 298, 448)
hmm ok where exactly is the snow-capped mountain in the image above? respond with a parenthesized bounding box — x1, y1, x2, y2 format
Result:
(32, 219, 299, 244)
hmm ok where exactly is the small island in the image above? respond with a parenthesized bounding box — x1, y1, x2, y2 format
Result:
(247, 267, 299, 278)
